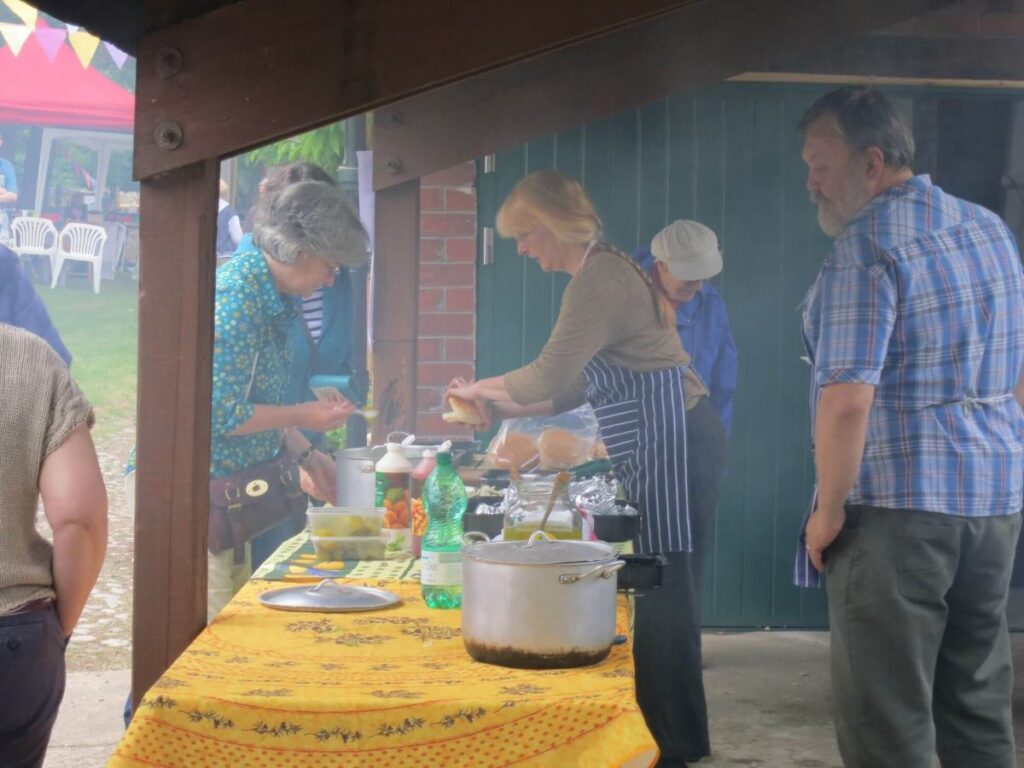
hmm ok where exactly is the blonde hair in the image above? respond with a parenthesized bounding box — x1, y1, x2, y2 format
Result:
(496, 170, 602, 245)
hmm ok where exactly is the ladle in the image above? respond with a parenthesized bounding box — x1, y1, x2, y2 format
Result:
(536, 470, 571, 534)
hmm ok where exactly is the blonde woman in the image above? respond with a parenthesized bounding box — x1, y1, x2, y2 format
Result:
(447, 170, 726, 766)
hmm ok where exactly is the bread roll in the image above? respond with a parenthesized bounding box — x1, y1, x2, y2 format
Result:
(537, 427, 588, 470)
(491, 432, 538, 471)
(443, 394, 485, 426)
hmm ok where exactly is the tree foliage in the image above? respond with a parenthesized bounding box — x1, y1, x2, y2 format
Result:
(246, 122, 346, 174)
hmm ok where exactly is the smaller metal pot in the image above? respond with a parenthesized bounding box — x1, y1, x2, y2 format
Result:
(461, 530, 625, 669)
(335, 435, 477, 508)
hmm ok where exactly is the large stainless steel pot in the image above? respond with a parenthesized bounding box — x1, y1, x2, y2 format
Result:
(461, 530, 625, 669)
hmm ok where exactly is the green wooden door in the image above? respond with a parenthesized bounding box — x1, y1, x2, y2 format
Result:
(476, 81, 1024, 627)
(476, 83, 830, 628)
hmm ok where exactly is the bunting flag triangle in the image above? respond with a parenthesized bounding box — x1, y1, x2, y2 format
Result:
(103, 40, 128, 68)
(34, 26, 66, 63)
(3, 0, 37, 28)
(68, 29, 99, 68)
(64, 23, 79, 34)
(0, 22, 31, 55)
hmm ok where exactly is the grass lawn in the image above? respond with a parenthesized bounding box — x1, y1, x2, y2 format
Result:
(37, 272, 139, 440)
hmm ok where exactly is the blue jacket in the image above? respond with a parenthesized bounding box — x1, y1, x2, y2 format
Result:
(0, 157, 18, 199)
(216, 202, 241, 255)
(634, 248, 737, 435)
(0, 245, 71, 365)
(283, 269, 356, 409)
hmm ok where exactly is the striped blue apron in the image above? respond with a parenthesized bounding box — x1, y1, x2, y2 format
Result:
(583, 356, 691, 554)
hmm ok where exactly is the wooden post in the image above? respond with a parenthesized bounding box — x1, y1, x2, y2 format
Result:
(131, 160, 218, 707)
(371, 179, 420, 444)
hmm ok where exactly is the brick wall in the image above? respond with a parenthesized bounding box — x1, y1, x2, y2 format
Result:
(415, 161, 477, 437)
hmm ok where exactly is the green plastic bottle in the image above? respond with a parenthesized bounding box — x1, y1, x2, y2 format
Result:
(420, 446, 466, 609)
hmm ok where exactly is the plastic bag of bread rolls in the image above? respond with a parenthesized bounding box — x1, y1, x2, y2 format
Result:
(483, 405, 598, 472)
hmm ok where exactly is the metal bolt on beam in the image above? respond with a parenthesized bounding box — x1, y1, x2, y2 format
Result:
(154, 121, 184, 151)
(384, 158, 403, 174)
(156, 46, 183, 78)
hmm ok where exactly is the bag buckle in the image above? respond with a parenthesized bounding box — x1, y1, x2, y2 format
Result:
(245, 479, 270, 498)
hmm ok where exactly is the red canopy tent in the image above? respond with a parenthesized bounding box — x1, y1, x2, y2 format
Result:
(0, 32, 133, 130)
(0, 31, 135, 217)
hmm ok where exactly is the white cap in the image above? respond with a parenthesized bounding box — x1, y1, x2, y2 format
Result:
(650, 220, 723, 281)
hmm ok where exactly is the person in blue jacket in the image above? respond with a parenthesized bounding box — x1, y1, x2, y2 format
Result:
(246, 162, 358, 568)
(633, 220, 737, 436)
(0, 244, 71, 365)
(0, 131, 19, 241)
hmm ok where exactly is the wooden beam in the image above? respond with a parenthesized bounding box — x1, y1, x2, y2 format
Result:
(765, 34, 1024, 82)
(733, 71, 1024, 90)
(131, 159, 217, 706)
(371, 179, 419, 444)
(133, 0, 699, 179)
(372, 0, 956, 189)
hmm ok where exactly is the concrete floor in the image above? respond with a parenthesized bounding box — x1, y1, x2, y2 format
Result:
(44, 669, 130, 768)
(42, 633, 1024, 767)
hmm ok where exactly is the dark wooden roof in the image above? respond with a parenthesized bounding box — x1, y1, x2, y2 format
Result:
(30, 1, 238, 53)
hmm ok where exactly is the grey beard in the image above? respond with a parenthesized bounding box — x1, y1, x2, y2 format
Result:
(816, 204, 845, 238)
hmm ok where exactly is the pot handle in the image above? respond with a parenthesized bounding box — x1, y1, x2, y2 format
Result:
(462, 531, 491, 545)
(559, 560, 626, 585)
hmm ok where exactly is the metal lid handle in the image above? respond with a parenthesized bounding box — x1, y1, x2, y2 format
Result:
(308, 579, 346, 594)
(525, 530, 555, 547)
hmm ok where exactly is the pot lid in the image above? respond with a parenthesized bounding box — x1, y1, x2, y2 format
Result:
(259, 580, 401, 612)
(463, 530, 615, 566)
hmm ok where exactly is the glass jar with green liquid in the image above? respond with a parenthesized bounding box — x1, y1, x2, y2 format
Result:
(502, 474, 582, 541)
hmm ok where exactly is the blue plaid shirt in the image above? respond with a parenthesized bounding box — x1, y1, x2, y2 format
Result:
(795, 175, 1024, 587)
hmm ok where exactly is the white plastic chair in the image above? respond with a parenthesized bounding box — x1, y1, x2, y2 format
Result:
(52, 223, 108, 293)
(11, 216, 58, 280)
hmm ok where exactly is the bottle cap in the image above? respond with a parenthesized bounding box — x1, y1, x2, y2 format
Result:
(422, 449, 436, 459)
(438, 440, 453, 453)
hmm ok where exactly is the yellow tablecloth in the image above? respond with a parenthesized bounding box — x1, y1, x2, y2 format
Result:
(108, 579, 657, 767)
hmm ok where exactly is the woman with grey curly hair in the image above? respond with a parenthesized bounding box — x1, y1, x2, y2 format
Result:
(251, 167, 372, 569)
(207, 173, 368, 619)
(253, 179, 368, 291)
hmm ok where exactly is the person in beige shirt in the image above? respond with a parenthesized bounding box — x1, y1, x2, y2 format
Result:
(445, 170, 727, 765)
(0, 324, 107, 767)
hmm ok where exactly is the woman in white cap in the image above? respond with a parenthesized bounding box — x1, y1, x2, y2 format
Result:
(636, 220, 738, 436)
(446, 170, 726, 767)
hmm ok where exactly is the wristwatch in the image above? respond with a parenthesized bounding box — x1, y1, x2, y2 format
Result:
(296, 446, 316, 468)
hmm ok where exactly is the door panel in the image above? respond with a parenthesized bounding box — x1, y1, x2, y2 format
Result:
(477, 83, 830, 628)
(476, 81, 1019, 627)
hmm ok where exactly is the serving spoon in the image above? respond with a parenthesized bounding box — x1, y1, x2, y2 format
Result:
(536, 470, 571, 534)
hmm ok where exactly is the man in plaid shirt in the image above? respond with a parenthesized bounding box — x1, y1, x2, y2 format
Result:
(796, 87, 1024, 768)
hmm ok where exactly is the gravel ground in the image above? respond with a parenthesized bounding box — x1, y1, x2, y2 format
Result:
(63, 420, 136, 672)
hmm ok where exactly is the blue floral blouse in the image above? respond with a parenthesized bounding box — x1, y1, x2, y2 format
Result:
(210, 248, 298, 478)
